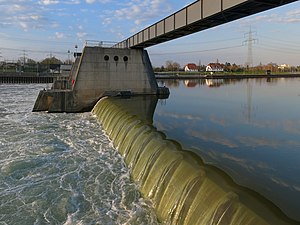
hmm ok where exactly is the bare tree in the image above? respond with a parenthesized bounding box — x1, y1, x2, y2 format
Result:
(165, 60, 180, 71)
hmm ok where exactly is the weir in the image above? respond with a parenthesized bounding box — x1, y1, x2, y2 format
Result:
(0, 75, 54, 84)
(92, 96, 298, 225)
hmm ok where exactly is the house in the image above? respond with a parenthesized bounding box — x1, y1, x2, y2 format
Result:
(60, 64, 72, 76)
(278, 64, 290, 71)
(206, 63, 224, 73)
(60, 64, 72, 72)
(184, 63, 198, 72)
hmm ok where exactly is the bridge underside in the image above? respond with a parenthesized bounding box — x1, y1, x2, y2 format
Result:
(115, 0, 297, 49)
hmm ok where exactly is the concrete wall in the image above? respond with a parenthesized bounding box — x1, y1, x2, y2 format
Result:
(71, 47, 158, 111)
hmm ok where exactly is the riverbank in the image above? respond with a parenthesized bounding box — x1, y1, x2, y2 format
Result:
(155, 73, 300, 79)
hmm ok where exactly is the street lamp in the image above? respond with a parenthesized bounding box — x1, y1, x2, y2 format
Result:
(75, 45, 78, 58)
(67, 50, 70, 63)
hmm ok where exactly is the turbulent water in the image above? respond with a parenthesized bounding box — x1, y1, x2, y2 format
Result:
(0, 84, 158, 225)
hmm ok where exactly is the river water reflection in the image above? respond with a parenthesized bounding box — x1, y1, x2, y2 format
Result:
(154, 78, 300, 222)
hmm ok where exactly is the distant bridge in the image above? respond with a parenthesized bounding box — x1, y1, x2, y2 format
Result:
(115, 0, 298, 49)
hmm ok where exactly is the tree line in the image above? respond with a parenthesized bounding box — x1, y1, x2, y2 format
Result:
(0, 56, 72, 74)
(25, 57, 72, 65)
(0, 56, 72, 66)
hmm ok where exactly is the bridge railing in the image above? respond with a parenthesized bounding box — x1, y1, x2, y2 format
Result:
(112, 41, 129, 49)
(84, 40, 119, 48)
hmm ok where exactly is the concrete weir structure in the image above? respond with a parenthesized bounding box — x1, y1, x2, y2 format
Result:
(33, 46, 166, 112)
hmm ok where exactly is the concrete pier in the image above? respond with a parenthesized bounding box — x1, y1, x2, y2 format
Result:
(33, 46, 167, 112)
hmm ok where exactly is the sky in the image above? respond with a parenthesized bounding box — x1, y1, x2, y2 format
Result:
(0, 0, 299, 67)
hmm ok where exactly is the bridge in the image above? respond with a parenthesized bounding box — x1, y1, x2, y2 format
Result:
(33, 0, 298, 112)
(115, 0, 297, 49)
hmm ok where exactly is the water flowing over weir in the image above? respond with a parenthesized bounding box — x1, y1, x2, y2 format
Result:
(92, 97, 298, 225)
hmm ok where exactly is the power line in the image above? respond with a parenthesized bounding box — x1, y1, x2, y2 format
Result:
(254, 45, 300, 55)
(150, 44, 243, 55)
(0, 46, 70, 55)
(258, 34, 300, 48)
(0, 35, 77, 46)
(259, 43, 300, 53)
(160, 37, 244, 47)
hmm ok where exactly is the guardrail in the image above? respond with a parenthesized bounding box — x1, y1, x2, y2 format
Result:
(84, 40, 120, 48)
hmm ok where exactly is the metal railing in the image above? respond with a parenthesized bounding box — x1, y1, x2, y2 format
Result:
(84, 40, 119, 48)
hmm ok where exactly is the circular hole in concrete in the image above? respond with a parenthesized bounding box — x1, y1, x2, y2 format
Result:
(104, 55, 109, 61)
(123, 56, 128, 62)
(114, 56, 119, 61)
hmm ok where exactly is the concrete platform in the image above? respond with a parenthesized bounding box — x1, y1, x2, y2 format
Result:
(33, 46, 169, 112)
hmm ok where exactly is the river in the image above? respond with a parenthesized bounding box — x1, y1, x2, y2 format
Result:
(1, 78, 300, 224)
(155, 78, 300, 222)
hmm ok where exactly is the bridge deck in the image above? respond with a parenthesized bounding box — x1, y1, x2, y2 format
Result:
(115, 0, 297, 49)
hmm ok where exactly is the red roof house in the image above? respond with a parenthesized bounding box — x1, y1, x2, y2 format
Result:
(184, 63, 198, 72)
(206, 63, 224, 72)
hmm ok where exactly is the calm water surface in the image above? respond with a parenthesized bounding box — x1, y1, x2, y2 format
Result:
(0, 84, 158, 225)
(155, 78, 300, 222)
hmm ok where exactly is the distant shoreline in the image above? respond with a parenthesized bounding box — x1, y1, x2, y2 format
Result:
(155, 73, 300, 79)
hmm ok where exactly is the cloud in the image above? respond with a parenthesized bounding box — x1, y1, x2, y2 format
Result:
(30, 15, 42, 21)
(55, 32, 64, 39)
(242, 8, 300, 25)
(287, 8, 300, 16)
(77, 32, 87, 39)
(4, 13, 47, 31)
(235, 135, 300, 149)
(237, 136, 279, 148)
(270, 177, 291, 188)
(85, 0, 95, 3)
(111, 0, 172, 33)
(293, 185, 300, 192)
(156, 111, 203, 121)
(0, 2, 50, 31)
(39, 0, 60, 5)
(85, 0, 112, 3)
(84, 0, 112, 3)
(186, 129, 238, 148)
(19, 21, 29, 31)
(108, 28, 125, 39)
(66, 0, 80, 4)
(102, 18, 112, 25)
(51, 22, 60, 28)
(245, 118, 300, 137)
